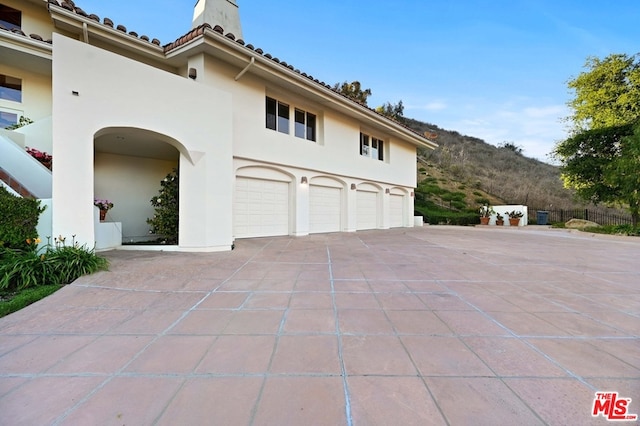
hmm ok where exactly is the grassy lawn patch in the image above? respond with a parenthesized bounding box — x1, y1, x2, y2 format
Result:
(0, 285, 62, 318)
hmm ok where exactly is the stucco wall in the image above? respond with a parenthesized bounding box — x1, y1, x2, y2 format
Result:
(94, 152, 177, 241)
(197, 56, 418, 188)
(52, 34, 233, 251)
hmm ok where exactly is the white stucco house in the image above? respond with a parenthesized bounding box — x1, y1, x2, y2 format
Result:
(0, 0, 437, 252)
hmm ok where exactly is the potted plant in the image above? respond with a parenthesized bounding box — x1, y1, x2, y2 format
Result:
(94, 199, 114, 221)
(506, 210, 523, 226)
(495, 212, 505, 226)
(479, 206, 494, 225)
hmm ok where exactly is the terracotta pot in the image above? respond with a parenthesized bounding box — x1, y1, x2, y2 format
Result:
(480, 217, 490, 225)
(509, 218, 520, 226)
(100, 209, 107, 221)
(496, 219, 504, 226)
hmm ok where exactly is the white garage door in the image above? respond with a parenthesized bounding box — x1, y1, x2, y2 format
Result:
(390, 194, 405, 228)
(309, 185, 341, 234)
(234, 177, 289, 238)
(356, 190, 378, 230)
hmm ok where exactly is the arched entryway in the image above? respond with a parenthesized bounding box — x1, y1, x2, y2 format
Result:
(94, 127, 181, 244)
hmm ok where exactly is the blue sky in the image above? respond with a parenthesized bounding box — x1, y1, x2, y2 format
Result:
(76, 0, 640, 162)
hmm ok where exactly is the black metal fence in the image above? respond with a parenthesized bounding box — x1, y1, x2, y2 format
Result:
(528, 207, 633, 226)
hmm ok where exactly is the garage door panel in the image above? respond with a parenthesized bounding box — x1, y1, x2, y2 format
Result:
(356, 190, 378, 230)
(390, 194, 405, 228)
(234, 177, 289, 238)
(309, 185, 341, 234)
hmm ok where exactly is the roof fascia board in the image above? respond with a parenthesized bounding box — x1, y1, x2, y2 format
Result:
(0, 32, 52, 59)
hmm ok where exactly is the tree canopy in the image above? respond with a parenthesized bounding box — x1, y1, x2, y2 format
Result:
(375, 100, 405, 123)
(556, 53, 640, 227)
(332, 81, 372, 106)
(567, 53, 640, 130)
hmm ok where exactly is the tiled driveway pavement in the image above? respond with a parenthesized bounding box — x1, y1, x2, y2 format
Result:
(0, 226, 638, 425)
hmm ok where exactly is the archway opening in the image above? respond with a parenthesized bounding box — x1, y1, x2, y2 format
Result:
(94, 127, 180, 244)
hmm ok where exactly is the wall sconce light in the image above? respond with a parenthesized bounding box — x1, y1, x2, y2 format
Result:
(188, 68, 197, 80)
(300, 176, 308, 184)
(350, 184, 356, 190)
(410, 191, 414, 197)
(385, 188, 390, 194)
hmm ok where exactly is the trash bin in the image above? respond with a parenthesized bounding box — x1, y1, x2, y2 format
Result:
(537, 210, 549, 225)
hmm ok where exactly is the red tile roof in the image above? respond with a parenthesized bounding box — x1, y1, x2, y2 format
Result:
(38, 1, 435, 143)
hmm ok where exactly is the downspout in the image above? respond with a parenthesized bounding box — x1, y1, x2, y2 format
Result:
(234, 57, 255, 81)
(82, 22, 89, 43)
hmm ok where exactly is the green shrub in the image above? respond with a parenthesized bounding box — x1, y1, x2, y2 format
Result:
(0, 186, 45, 250)
(0, 237, 109, 291)
(414, 205, 479, 226)
(582, 224, 639, 236)
(147, 168, 179, 244)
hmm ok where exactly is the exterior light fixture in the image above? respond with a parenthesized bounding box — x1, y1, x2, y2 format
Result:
(188, 68, 197, 80)
(385, 188, 390, 194)
(350, 184, 356, 190)
(300, 176, 308, 184)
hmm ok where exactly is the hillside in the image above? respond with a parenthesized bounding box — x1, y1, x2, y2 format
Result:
(404, 117, 610, 214)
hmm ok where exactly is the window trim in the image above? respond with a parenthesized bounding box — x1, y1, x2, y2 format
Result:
(294, 108, 316, 142)
(0, 107, 22, 129)
(360, 132, 384, 161)
(0, 74, 22, 103)
(266, 96, 317, 142)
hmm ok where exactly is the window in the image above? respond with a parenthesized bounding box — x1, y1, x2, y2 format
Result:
(294, 108, 316, 142)
(0, 109, 19, 129)
(266, 96, 289, 134)
(0, 4, 21, 31)
(0, 74, 22, 103)
(360, 132, 384, 161)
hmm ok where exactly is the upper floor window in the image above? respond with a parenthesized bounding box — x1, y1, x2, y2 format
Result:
(266, 96, 317, 142)
(295, 108, 316, 142)
(360, 132, 384, 161)
(266, 96, 289, 134)
(0, 74, 22, 103)
(0, 4, 21, 31)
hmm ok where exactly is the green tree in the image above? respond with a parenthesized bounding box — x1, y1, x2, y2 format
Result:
(147, 168, 179, 244)
(556, 53, 640, 227)
(332, 81, 372, 106)
(555, 123, 633, 203)
(567, 53, 640, 130)
(375, 100, 405, 123)
(603, 124, 640, 228)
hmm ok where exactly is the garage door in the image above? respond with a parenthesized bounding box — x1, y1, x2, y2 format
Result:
(234, 177, 289, 238)
(356, 190, 378, 230)
(389, 194, 405, 228)
(309, 185, 341, 234)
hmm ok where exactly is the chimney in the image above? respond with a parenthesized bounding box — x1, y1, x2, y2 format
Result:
(192, 0, 243, 40)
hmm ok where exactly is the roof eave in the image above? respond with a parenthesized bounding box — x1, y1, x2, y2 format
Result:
(49, 5, 166, 61)
(166, 30, 438, 150)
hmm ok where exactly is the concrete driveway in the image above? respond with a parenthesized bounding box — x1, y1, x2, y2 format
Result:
(1, 226, 638, 425)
